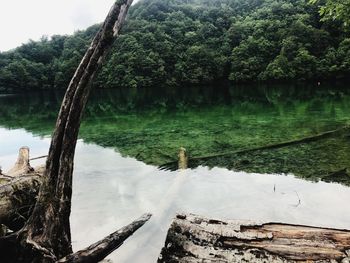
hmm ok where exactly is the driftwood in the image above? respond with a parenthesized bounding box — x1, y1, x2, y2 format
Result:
(0, 1, 151, 262)
(160, 126, 350, 170)
(58, 213, 152, 263)
(159, 214, 350, 263)
(0, 174, 41, 231)
(0, 147, 43, 231)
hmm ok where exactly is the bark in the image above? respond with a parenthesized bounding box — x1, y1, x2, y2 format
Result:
(0, 1, 136, 262)
(0, 174, 41, 231)
(21, 1, 134, 261)
(159, 214, 350, 263)
(58, 213, 152, 263)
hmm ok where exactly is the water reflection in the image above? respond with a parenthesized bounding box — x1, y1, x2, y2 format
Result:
(0, 84, 350, 185)
(1, 128, 350, 262)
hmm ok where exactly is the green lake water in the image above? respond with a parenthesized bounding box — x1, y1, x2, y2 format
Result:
(1, 84, 350, 262)
(1, 83, 350, 185)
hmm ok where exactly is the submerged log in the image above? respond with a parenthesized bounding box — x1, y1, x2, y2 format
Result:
(160, 126, 350, 171)
(159, 214, 350, 262)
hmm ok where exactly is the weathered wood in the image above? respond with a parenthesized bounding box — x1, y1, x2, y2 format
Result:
(0, 174, 41, 231)
(19, 1, 134, 261)
(178, 147, 188, 170)
(159, 214, 350, 263)
(58, 213, 152, 263)
(0, 148, 43, 231)
(0, 1, 135, 262)
(7, 147, 33, 176)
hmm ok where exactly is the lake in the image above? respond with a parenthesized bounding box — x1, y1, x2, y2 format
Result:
(1, 84, 350, 262)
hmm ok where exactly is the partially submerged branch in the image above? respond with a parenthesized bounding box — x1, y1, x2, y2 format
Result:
(58, 213, 152, 263)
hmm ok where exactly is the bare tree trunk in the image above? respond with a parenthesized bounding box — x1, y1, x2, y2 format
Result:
(0, 1, 141, 262)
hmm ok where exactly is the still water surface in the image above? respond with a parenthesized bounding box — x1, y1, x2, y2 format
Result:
(1, 127, 350, 262)
(1, 84, 350, 184)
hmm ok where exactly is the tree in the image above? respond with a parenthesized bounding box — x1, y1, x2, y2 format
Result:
(0, 1, 151, 262)
(1, 0, 350, 89)
(261, 54, 295, 80)
(310, 0, 350, 27)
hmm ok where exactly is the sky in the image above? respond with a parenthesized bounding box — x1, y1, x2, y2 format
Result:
(0, 0, 139, 52)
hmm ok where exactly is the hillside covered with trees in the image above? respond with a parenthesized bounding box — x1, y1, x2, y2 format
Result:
(0, 0, 349, 91)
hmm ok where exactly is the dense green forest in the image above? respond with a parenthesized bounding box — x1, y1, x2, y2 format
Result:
(0, 0, 349, 91)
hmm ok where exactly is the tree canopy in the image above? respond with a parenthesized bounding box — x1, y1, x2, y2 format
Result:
(310, 0, 350, 27)
(0, 0, 349, 91)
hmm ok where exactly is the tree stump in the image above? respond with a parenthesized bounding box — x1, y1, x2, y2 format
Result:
(7, 147, 33, 177)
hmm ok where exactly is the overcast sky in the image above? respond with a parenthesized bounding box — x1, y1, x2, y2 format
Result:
(0, 0, 138, 52)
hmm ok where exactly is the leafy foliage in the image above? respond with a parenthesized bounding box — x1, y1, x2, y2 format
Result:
(0, 0, 349, 91)
(310, 0, 350, 27)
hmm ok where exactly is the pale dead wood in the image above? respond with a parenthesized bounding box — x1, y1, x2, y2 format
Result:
(7, 147, 33, 177)
(178, 147, 188, 170)
(159, 214, 350, 263)
(0, 148, 43, 231)
(0, 174, 41, 231)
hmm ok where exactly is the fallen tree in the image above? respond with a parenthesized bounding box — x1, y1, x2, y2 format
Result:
(159, 214, 350, 262)
(160, 126, 350, 170)
(0, 1, 152, 262)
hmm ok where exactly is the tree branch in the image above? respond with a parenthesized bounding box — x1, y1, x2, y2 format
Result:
(58, 213, 152, 263)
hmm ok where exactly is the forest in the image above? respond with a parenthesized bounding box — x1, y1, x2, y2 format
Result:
(0, 0, 349, 91)
(1, 0, 350, 262)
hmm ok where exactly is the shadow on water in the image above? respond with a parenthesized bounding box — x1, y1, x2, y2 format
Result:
(0, 83, 350, 185)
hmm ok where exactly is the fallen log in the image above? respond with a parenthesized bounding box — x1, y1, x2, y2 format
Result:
(160, 126, 350, 170)
(159, 214, 350, 263)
